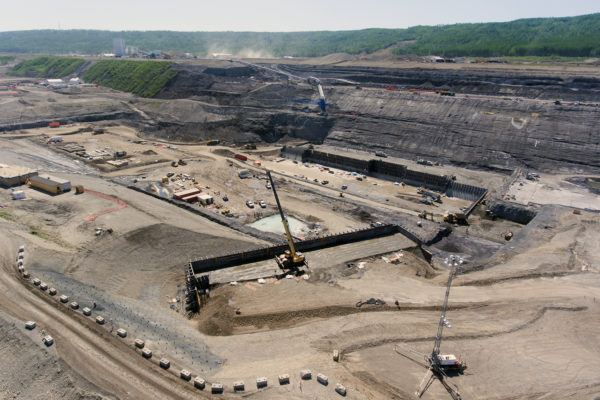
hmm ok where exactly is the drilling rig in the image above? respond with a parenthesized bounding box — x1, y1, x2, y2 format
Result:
(415, 255, 467, 399)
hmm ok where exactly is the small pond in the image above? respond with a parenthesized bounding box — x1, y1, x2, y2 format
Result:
(248, 214, 309, 236)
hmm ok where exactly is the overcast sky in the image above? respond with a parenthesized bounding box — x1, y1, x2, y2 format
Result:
(1, 0, 598, 32)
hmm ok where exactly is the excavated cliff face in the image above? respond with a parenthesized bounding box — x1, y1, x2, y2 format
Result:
(326, 87, 600, 172)
(150, 63, 600, 172)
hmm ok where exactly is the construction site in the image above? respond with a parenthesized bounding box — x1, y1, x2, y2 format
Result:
(0, 55, 599, 400)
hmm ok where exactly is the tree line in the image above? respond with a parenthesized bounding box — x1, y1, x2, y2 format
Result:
(0, 13, 598, 58)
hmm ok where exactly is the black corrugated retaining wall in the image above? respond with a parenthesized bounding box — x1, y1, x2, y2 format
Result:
(191, 224, 399, 274)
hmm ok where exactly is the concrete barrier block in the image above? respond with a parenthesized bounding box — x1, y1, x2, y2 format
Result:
(300, 370, 312, 380)
(211, 383, 223, 394)
(193, 377, 206, 390)
(33, 278, 41, 286)
(25, 321, 36, 330)
(142, 348, 152, 359)
(333, 349, 339, 362)
(134, 339, 145, 348)
(278, 374, 290, 385)
(70, 301, 79, 310)
(95, 316, 105, 325)
(256, 377, 267, 388)
(335, 383, 347, 396)
(233, 381, 245, 391)
(48, 288, 57, 296)
(159, 358, 170, 369)
(59, 295, 69, 303)
(180, 369, 191, 381)
(117, 328, 127, 338)
(82, 307, 92, 316)
(317, 373, 328, 386)
(42, 335, 54, 346)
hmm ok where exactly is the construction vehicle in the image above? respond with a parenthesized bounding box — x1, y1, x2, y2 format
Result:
(393, 256, 465, 399)
(443, 212, 467, 224)
(418, 210, 434, 220)
(267, 170, 306, 270)
(415, 256, 466, 399)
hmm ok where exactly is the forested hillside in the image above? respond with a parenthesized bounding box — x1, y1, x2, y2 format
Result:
(1, 13, 598, 58)
(6, 56, 84, 77)
(83, 60, 178, 97)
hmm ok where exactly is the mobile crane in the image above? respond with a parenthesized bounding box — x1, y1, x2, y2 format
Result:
(266, 170, 307, 270)
(228, 59, 328, 115)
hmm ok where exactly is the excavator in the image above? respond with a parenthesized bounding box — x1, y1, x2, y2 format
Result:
(266, 170, 307, 270)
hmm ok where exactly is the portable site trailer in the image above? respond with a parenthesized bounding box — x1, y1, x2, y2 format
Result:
(197, 193, 213, 206)
(28, 176, 63, 194)
(45, 176, 71, 192)
(173, 188, 200, 200)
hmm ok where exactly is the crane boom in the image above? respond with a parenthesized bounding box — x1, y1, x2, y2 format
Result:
(267, 171, 304, 267)
(432, 263, 456, 358)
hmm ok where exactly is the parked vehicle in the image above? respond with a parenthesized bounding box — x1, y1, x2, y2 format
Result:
(246, 200, 254, 208)
(259, 200, 266, 208)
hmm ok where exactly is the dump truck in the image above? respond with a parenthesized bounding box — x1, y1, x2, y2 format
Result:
(443, 212, 467, 224)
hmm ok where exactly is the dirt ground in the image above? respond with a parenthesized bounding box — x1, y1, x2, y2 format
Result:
(2, 132, 600, 400)
(1, 61, 600, 400)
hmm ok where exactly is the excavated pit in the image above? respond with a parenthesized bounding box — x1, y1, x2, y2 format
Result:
(143, 62, 600, 173)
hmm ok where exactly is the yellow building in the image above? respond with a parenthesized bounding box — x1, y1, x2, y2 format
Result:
(28, 176, 63, 194)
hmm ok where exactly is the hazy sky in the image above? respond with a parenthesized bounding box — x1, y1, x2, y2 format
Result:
(2, 0, 598, 31)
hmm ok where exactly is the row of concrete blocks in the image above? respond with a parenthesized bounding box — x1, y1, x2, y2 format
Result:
(133, 340, 348, 397)
(17, 246, 127, 337)
(18, 246, 347, 396)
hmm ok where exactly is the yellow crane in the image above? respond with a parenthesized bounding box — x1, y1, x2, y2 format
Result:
(266, 170, 306, 269)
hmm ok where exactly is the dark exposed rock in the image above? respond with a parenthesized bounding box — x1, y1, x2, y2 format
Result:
(488, 199, 538, 224)
(148, 63, 600, 173)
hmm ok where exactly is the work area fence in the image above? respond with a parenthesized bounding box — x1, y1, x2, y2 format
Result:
(191, 224, 398, 274)
(284, 149, 486, 201)
(0, 111, 134, 132)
